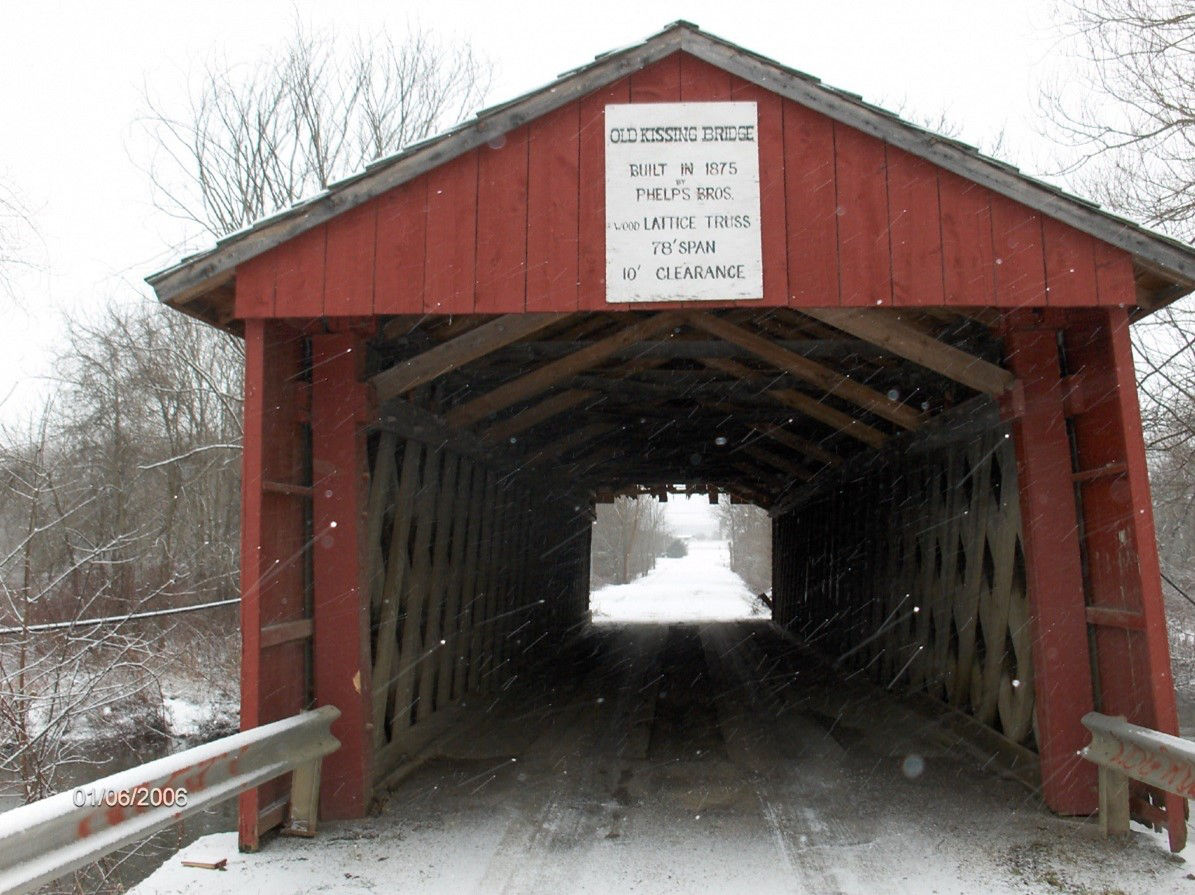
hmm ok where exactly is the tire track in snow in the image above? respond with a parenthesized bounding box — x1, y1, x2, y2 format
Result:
(475, 625, 665, 894)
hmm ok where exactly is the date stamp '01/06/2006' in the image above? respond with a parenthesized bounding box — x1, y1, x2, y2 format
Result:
(72, 786, 189, 809)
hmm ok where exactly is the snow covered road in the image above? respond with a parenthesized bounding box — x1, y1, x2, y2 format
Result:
(589, 539, 768, 624)
(134, 616, 1193, 894)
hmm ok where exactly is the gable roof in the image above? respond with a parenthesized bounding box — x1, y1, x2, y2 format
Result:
(146, 21, 1195, 323)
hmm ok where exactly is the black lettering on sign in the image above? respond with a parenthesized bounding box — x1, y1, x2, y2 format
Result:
(655, 264, 746, 281)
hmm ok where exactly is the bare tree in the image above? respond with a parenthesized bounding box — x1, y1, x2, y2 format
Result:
(1044, 1, 1195, 663)
(716, 498, 772, 596)
(591, 497, 673, 587)
(0, 179, 36, 311)
(141, 22, 490, 237)
(1047, 1, 1195, 238)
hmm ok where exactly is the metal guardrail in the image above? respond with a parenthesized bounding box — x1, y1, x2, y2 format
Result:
(1081, 711, 1192, 852)
(0, 705, 340, 895)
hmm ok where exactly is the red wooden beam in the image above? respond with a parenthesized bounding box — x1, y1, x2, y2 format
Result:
(1003, 313, 1098, 815)
(310, 334, 375, 820)
(238, 320, 310, 850)
(1062, 307, 1186, 850)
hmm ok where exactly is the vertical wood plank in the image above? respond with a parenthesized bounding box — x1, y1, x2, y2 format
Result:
(630, 54, 681, 102)
(1102, 309, 1187, 851)
(238, 318, 268, 850)
(1003, 316, 1097, 814)
(235, 254, 276, 319)
(310, 332, 374, 819)
(437, 459, 478, 707)
(1042, 217, 1097, 308)
(424, 152, 479, 313)
(478, 491, 513, 692)
(476, 127, 530, 312)
(390, 445, 443, 727)
(273, 225, 328, 318)
(374, 179, 427, 314)
(464, 472, 498, 695)
(578, 76, 631, 310)
(371, 439, 422, 748)
(527, 104, 580, 312)
(782, 100, 838, 306)
(833, 123, 892, 307)
(887, 146, 945, 307)
(239, 319, 308, 849)
(939, 170, 995, 306)
(731, 78, 785, 307)
(324, 201, 377, 316)
(416, 452, 461, 719)
(991, 192, 1047, 308)
(679, 52, 733, 100)
(364, 432, 398, 614)
(1094, 241, 1137, 307)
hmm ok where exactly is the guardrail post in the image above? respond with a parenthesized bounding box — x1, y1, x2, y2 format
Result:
(1082, 711, 1192, 851)
(1097, 765, 1130, 837)
(284, 755, 323, 837)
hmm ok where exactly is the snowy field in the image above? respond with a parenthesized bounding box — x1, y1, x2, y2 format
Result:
(590, 539, 768, 624)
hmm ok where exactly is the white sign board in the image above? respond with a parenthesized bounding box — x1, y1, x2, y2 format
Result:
(605, 102, 763, 303)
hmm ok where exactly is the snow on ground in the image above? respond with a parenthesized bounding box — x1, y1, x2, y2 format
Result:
(131, 619, 1195, 895)
(589, 539, 767, 624)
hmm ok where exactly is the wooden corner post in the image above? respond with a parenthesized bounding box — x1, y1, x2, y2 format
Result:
(1003, 311, 1098, 815)
(1062, 307, 1186, 850)
(310, 332, 375, 820)
(239, 319, 312, 850)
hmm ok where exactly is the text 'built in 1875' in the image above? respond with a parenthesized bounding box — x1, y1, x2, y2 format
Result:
(604, 102, 763, 303)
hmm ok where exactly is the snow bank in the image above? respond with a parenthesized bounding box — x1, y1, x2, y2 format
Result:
(589, 539, 767, 624)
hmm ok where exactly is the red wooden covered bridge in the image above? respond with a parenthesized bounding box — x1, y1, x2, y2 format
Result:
(148, 23, 1195, 852)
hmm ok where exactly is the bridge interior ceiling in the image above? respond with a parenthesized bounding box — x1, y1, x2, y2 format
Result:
(366, 306, 1009, 507)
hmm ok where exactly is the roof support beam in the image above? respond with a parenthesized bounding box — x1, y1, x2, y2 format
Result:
(446, 312, 684, 428)
(798, 308, 1015, 397)
(703, 357, 886, 449)
(685, 311, 924, 430)
(371, 313, 570, 402)
(482, 389, 599, 444)
(750, 423, 842, 467)
(527, 422, 616, 465)
(741, 445, 814, 482)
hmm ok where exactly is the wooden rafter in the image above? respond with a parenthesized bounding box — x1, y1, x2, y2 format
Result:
(732, 460, 785, 493)
(371, 313, 570, 402)
(798, 307, 1015, 397)
(750, 423, 842, 467)
(685, 311, 924, 430)
(741, 444, 814, 482)
(482, 389, 599, 443)
(527, 422, 617, 465)
(446, 312, 684, 428)
(702, 357, 886, 449)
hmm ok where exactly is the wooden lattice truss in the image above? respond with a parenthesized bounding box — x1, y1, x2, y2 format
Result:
(362, 306, 1027, 753)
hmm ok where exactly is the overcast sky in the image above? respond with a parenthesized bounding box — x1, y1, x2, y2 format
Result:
(0, 0, 1073, 419)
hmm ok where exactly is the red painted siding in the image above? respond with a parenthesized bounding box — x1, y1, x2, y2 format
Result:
(234, 50, 1134, 318)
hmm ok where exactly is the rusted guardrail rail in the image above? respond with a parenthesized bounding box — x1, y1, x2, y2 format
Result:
(1081, 711, 1191, 852)
(0, 705, 339, 895)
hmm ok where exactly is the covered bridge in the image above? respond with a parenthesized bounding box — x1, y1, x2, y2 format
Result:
(148, 23, 1195, 852)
